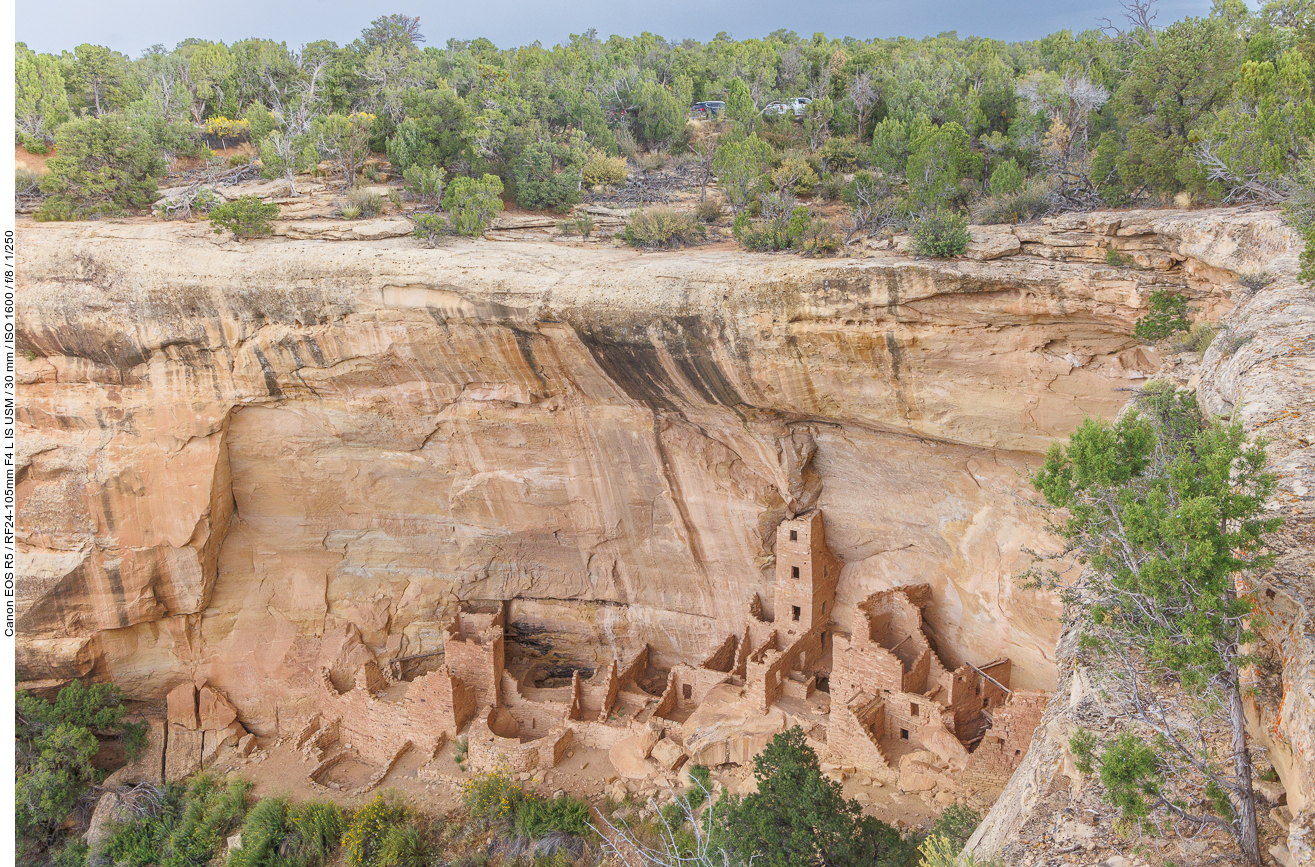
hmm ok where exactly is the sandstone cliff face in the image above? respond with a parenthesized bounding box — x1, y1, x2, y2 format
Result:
(15, 211, 1243, 746)
(967, 211, 1315, 866)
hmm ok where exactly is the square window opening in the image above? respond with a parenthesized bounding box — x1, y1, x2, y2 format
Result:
(791, 566, 800, 579)
(791, 605, 801, 621)
(790, 530, 798, 541)
(900, 729, 909, 740)
(911, 702, 918, 716)
(683, 684, 693, 700)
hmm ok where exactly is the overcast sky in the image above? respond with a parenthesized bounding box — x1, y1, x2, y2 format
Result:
(17, 0, 1220, 57)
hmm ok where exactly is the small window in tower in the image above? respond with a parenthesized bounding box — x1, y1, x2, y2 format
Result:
(791, 605, 801, 621)
(1015, 749, 1021, 757)
(792, 566, 800, 579)
(790, 530, 798, 541)
(900, 729, 909, 740)
(683, 684, 693, 700)
(911, 702, 918, 717)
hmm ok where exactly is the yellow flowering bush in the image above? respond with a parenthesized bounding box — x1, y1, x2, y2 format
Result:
(342, 793, 410, 867)
(203, 116, 250, 139)
(461, 765, 525, 820)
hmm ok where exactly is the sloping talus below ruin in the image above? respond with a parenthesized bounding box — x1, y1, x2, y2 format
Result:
(16, 210, 1309, 853)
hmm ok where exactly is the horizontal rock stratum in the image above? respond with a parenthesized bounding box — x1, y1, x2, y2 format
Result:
(16, 210, 1310, 864)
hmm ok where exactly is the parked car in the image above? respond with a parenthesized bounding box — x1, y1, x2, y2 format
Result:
(691, 100, 726, 119)
(762, 97, 813, 118)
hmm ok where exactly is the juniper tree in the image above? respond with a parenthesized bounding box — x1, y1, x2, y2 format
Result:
(1031, 386, 1279, 863)
(712, 726, 912, 867)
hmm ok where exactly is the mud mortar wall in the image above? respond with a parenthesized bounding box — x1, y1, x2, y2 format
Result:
(14, 209, 1263, 743)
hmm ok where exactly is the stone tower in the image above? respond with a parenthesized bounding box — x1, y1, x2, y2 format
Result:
(773, 511, 839, 633)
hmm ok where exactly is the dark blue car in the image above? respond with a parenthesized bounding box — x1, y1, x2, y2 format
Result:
(691, 101, 726, 119)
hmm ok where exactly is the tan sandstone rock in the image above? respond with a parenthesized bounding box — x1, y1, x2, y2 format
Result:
(167, 683, 199, 730)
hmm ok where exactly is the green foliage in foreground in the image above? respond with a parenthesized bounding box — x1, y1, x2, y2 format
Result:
(100, 775, 251, 867)
(1031, 385, 1279, 863)
(16, 681, 147, 855)
(713, 726, 915, 867)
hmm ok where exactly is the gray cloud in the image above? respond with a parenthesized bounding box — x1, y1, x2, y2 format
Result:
(18, 0, 1217, 56)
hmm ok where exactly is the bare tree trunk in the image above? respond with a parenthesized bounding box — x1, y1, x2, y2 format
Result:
(1225, 663, 1262, 864)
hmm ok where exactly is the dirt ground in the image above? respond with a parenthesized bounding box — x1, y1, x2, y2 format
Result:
(16, 144, 52, 173)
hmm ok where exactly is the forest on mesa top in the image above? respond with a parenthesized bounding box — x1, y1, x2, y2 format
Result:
(14, 0, 1315, 248)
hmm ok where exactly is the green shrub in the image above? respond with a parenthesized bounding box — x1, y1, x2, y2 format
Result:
(733, 202, 839, 255)
(771, 157, 819, 196)
(819, 136, 864, 172)
(817, 174, 845, 202)
(378, 824, 428, 867)
(35, 115, 166, 220)
(208, 196, 280, 240)
(623, 208, 705, 248)
(929, 803, 981, 850)
(1133, 291, 1191, 341)
(712, 134, 774, 211)
(412, 213, 447, 247)
(16, 166, 44, 198)
(461, 768, 525, 821)
(870, 117, 911, 178)
(228, 797, 288, 867)
(513, 794, 592, 837)
(513, 137, 585, 212)
(972, 179, 1052, 225)
(288, 801, 347, 867)
(1237, 269, 1273, 293)
(16, 680, 148, 849)
(911, 211, 970, 258)
(907, 121, 980, 212)
(340, 204, 363, 220)
(988, 158, 1025, 195)
(695, 199, 724, 223)
(711, 727, 913, 867)
(582, 150, 628, 186)
(342, 793, 413, 867)
(166, 777, 251, 867)
(341, 187, 383, 219)
(102, 776, 250, 867)
(1105, 248, 1134, 267)
(227, 153, 251, 167)
(443, 174, 504, 236)
(402, 164, 446, 204)
(19, 132, 51, 155)
(1181, 323, 1217, 353)
(558, 213, 595, 237)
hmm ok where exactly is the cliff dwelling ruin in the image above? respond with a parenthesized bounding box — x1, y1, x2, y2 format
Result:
(295, 510, 1047, 798)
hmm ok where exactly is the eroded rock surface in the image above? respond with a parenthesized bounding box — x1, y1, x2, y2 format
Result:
(14, 209, 1266, 760)
(968, 211, 1315, 866)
